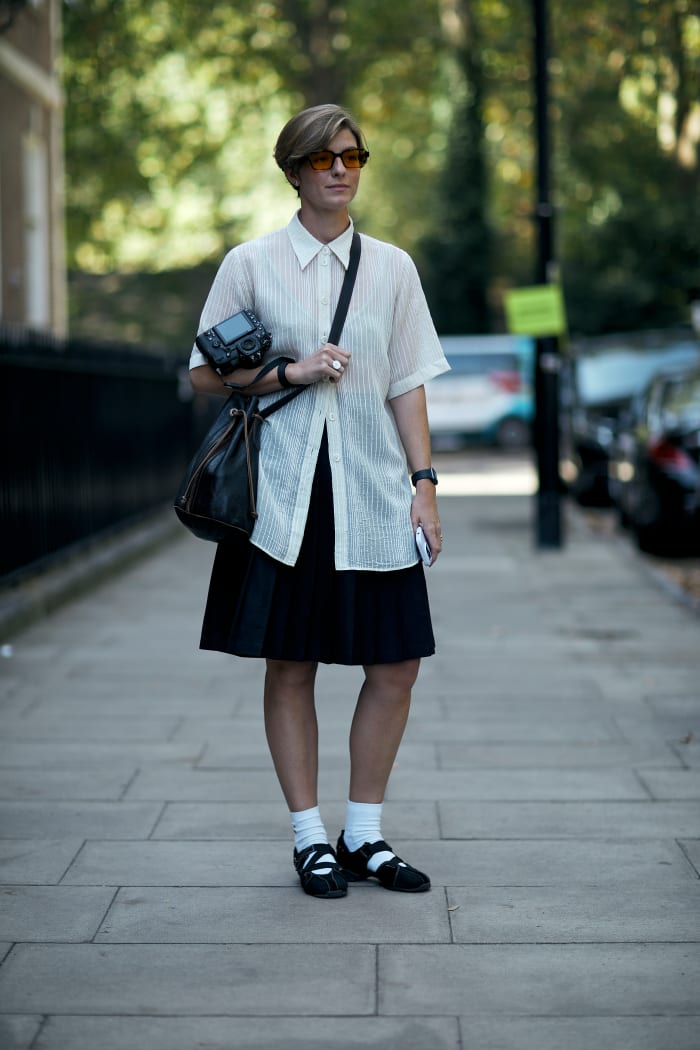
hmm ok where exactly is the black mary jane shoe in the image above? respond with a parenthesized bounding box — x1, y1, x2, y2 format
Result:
(293, 842, 348, 899)
(336, 831, 431, 893)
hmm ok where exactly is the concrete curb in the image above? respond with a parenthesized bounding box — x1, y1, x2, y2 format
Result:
(0, 506, 183, 641)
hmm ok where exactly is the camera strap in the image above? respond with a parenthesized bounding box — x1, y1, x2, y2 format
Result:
(225, 232, 362, 419)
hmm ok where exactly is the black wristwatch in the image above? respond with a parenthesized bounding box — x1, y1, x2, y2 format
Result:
(411, 468, 438, 487)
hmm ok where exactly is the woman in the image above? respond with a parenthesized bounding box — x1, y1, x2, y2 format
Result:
(190, 104, 448, 899)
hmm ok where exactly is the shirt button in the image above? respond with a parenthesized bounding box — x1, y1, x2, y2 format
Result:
(333, 454, 340, 462)
(320, 296, 329, 305)
(328, 413, 336, 421)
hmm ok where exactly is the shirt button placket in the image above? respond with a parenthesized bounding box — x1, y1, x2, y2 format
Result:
(318, 247, 332, 346)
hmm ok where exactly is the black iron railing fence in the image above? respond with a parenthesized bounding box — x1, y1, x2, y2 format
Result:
(0, 324, 205, 581)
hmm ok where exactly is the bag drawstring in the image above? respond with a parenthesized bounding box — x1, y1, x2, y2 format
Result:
(230, 406, 264, 522)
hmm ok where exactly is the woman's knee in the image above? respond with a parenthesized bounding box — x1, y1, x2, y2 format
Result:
(363, 658, 421, 696)
(265, 659, 318, 692)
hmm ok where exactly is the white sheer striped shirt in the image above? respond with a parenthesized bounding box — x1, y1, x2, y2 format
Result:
(190, 213, 449, 570)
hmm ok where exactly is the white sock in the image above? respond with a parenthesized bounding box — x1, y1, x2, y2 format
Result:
(290, 806, 335, 872)
(343, 800, 404, 873)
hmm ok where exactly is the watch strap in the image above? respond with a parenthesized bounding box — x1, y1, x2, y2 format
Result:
(411, 468, 438, 487)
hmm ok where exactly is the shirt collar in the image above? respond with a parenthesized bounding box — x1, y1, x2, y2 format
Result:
(287, 211, 355, 270)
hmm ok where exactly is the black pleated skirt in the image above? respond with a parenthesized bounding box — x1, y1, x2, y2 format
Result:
(199, 432, 435, 665)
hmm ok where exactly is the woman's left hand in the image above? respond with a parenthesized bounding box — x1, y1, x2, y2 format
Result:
(411, 488, 443, 565)
(388, 385, 443, 565)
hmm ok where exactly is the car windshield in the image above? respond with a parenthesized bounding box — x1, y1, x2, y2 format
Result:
(575, 344, 700, 405)
(661, 375, 700, 429)
(440, 352, 518, 377)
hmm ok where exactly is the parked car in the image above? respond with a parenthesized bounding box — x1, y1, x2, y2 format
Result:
(426, 335, 534, 449)
(608, 367, 700, 555)
(561, 333, 700, 506)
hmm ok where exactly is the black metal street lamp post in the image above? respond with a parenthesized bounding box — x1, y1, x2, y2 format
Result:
(532, 0, 563, 548)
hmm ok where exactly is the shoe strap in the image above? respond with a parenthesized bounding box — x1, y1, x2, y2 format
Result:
(359, 839, 393, 859)
(296, 843, 338, 871)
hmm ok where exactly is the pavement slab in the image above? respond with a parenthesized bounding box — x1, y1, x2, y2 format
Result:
(60, 837, 694, 888)
(0, 715, 181, 742)
(378, 943, 700, 1016)
(679, 839, 700, 876)
(94, 885, 452, 943)
(33, 1016, 461, 1050)
(150, 799, 440, 840)
(386, 768, 650, 800)
(0, 740, 204, 768)
(0, 1016, 42, 1050)
(0, 766, 137, 801)
(123, 766, 352, 801)
(0, 801, 162, 839)
(390, 838, 696, 887)
(636, 770, 700, 799)
(675, 741, 700, 767)
(438, 799, 700, 839)
(0, 943, 376, 1015)
(446, 885, 700, 942)
(455, 1018, 700, 1050)
(402, 714, 623, 743)
(0, 839, 84, 884)
(436, 740, 683, 768)
(0, 885, 115, 941)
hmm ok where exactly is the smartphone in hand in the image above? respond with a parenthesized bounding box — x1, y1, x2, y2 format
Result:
(415, 524, 432, 567)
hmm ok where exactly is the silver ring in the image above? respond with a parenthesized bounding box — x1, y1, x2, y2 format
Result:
(332, 359, 342, 371)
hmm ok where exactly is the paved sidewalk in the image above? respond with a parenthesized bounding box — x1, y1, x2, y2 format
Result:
(0, 468, 699, 1050)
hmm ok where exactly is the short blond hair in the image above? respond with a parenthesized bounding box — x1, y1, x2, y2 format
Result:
(274, 104, 366, 176)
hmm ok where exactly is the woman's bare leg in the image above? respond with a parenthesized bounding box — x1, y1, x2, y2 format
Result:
(340, 659, 430, 889)
(263, 659, 319, 812)
(348, 659, 420, 802)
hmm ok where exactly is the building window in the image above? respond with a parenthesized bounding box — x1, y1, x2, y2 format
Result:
(23, 132, 50, 328)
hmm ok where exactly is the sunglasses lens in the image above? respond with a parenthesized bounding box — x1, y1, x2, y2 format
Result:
(307, 152, 333, 170)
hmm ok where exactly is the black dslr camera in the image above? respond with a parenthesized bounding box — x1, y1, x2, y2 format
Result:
(195, 309, 272, 376)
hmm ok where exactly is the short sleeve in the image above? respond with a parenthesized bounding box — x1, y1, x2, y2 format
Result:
(387, 251, 450, 399)
(188, 247, 253, 369)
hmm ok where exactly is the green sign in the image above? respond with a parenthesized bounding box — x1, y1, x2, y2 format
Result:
(504, 284, 567, 337)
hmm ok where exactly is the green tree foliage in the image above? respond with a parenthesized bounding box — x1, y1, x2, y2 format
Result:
(62, 0, 700, 341)
(61, 0, 443, 272)
(419, 0, 492, 334)
(62, 0, 295, 271)
(552, 0, 700, 334)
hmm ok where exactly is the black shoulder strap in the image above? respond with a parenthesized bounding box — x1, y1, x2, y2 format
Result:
(258, 231, 362, 418)
(328, 231, 361, 345)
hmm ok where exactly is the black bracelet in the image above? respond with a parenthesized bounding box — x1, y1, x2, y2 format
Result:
(277, 360, 293, 388)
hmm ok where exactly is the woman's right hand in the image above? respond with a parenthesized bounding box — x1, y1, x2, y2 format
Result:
(287, 343, 351, 386)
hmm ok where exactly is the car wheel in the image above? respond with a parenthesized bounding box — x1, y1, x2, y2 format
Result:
(496, 417, 530, 449)
(634, 524, 664, 555)
(573, 471, 612, 508)
(633, 520, 683, 556)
